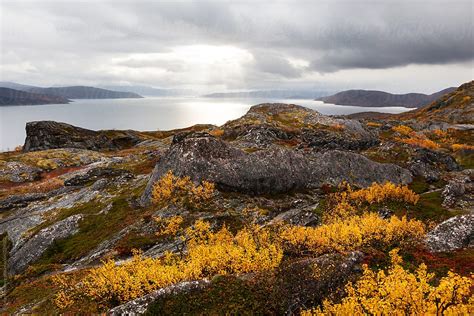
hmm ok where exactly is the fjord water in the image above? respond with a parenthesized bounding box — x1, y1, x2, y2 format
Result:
(0, 97, 411, 151)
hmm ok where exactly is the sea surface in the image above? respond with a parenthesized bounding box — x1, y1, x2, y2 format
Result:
(0, 97, 411, 151)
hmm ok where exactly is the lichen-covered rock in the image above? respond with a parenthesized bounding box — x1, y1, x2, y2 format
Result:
(0, 161, 42, 183)
(23, 121, 147, 152)
(141, 134, 411, 204)
(8, 214, 83, 275)
(108, 280, 211, 315)
(442, 170, 473, 209)
(425, 214, 474, 252)
(408, 148, 459, 182)
(268, 204, 320, 226)
(63, 167, 133, 186)
(278, 251, 364, 314)
(222, 103, 378, 150)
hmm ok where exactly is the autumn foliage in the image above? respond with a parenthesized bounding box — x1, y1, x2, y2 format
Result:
(53, 220, 282, 308)
(392, 125, 414, 136)
(323, 182, 419, 223)
(392, 125, 441, 150)
(398, 136, 441, 150)
(303, 249, 473, 315)
(280, 213, 425, 255)
(52, 179, 472, 313)
(151, 171, 215, 209)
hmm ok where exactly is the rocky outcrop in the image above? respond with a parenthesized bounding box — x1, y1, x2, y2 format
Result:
(23, 121, 147, 152)
(408, 148, 459, 182)
(108, 280, 211, 315)
(8, 214, 83, 275)
(268, 205, 320, 227)
(277, 251, 363, 314)
(0, 161, 42, 183)
(442, 170, 473, 209)
(141, 134, 411, 204)
(64, 167, 133, 186)
(0, 187, 75, 211)
(425, 215, 474, 252)
(222, 103, 378, 150)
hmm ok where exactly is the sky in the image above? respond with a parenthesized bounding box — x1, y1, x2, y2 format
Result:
(1, 0, 473, 94)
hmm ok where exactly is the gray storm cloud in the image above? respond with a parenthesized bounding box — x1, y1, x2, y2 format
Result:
(1, 0, 472, 92)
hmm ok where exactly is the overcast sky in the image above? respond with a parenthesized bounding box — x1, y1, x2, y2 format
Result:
(1, 0, 473, 93)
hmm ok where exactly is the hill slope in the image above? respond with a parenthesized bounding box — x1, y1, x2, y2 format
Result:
(318, 87, 455, 108)
(398, 81, 473, 124)
(0, 87, 70, 105)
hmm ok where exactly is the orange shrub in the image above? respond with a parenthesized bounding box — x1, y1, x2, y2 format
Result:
(330, 123, 345, 131)
(431, 129, 448, 138)
(366, 122, 382, 128)
(452, 143, 474, 151)
(209, 129, 225, 137)
(392, 125, 413, 136)
(397, 136, 440, 150)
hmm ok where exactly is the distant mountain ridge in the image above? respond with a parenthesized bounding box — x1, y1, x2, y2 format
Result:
(102, 85, 195, 97)
(27, 86, 143, 99)
(318, 87, 456, 108)
(0, 87, 70, 106)
(0, 82, 143, 100)
(204, 90, 333, 99)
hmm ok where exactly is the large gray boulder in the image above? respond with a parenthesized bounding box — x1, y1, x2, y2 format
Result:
(425, 214, 474, 252)
(141, 134, 412, 204)
(8, 214, 83, 275)
(222, 103, 378, 150)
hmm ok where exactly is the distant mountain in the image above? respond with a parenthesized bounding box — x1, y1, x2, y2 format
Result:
(0, 87, 70, 106)
(318, 87, 456, 108)
(0, 81, 39, 91)
(26, 86, 143, 99)
(204, 90, 333, 99)
(0, 82, 143, 99)
(102, 85, 195, 97)
(398, 81, 473, 124)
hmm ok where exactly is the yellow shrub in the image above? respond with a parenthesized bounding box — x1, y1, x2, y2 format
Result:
(155, 215, 184, 237)
(347, 182, 419, 205)
(324, 182, 419, 223)
(280, 213, 425, 255)
(392, 125, 413, 136)
(55, 222, 282, 308)
(303, 249, 473, 315)
(185, 224, 283, 276)
(151, 171, 215, 209)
